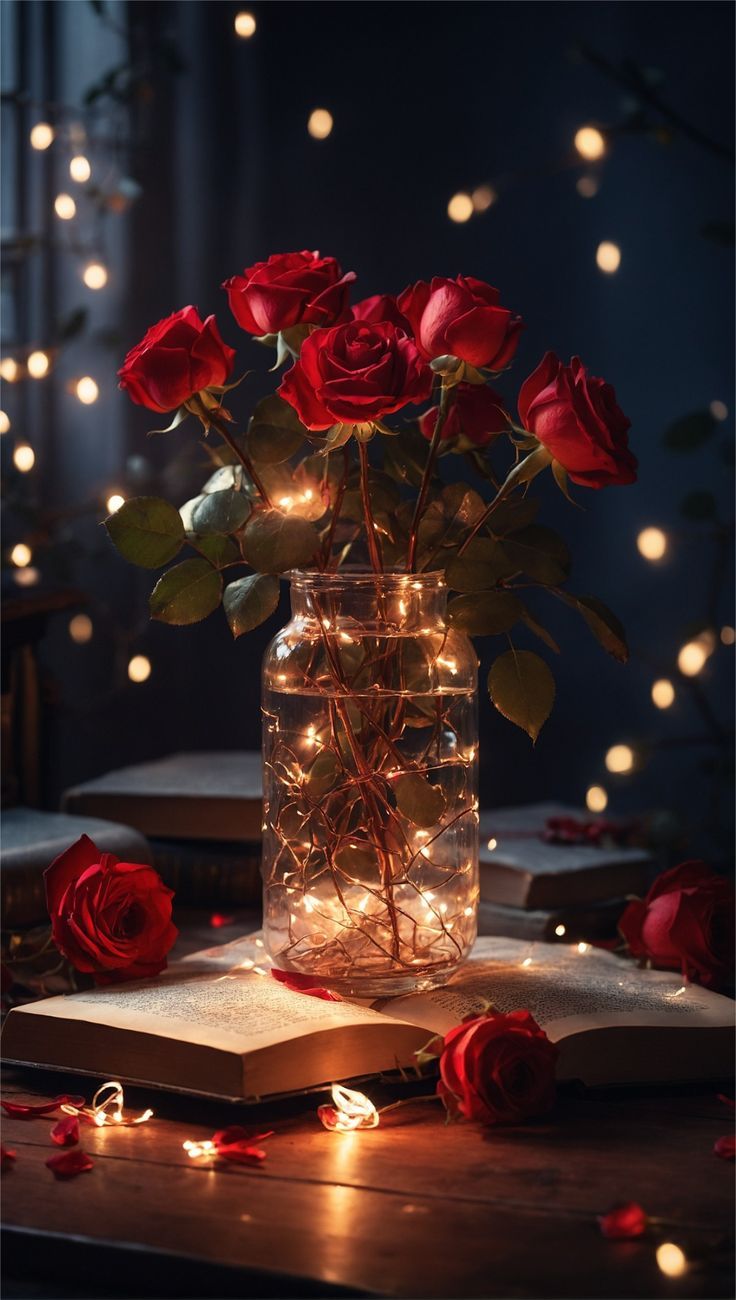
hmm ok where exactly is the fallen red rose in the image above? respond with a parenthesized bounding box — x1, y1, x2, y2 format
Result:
(46, 1149, 94, 1179)
(598, 1201, 649, 1239)
(437, 1008, 558, 1126)
(713, 1135, 735, 1160)
(619, 860, 734, 989)
(271, 969, 342, 1000)
(50, 1115, 80, 1147)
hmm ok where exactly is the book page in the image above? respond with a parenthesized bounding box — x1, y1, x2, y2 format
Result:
(383, 937, 736, 1040)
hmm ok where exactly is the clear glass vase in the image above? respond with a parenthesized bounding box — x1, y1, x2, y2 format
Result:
(261, 569, 479, 997)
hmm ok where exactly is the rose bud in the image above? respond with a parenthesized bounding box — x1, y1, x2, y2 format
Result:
(44, 835, 178, 985)
(279, 319, 432, 431)
(118, 307, 235, 414)
(419, 382, 508, 447)
(518, 351, 637, 488)
(437, 1009, 558, 1126)
(619, 860, 734, 990)
(350, 294, 411, 330)
(397, 275, 523, 370)
(223, 250, 355, 336)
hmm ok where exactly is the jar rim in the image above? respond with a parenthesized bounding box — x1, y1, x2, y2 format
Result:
(288, 566, 447, 590)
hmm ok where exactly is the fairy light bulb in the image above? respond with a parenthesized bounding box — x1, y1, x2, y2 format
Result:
(636, 526, 667, 560)
(596, 241, 621, 273)
(0, 358, 19, 382)
(307, 108, 333, 139)
(69, 155, 91, 183)
(677, 640, 708, 676)
(128, 654, 151, 684)
(0, 410, 10, 434)
(656, 1244, 687, 1278)
(13, 443, 35, 472)
(447, 192, 473, 223)
(554, 924, 567, 937)
(54, 193, 76, 220)
(234, 10, 256, 37)
(106, 492, 126, 514)
(651, 678, 675, 709)
(69, 614, 93, 644)
(10, 543, 32, 568)
(585, 785, 608, 813)
(27, 350, 50, 378)
(75, 376, 99, 404)
(605, 745, 634, 774)
(574, 126, 606, 160)
(83, 261, 108, 290)
(30, 122, 54, 150)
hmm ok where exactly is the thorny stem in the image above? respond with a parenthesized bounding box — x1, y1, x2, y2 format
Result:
(407, 384, 454, 572)
(191, 396, 273, 508)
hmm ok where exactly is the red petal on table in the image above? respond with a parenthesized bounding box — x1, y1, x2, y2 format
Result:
(1, 1146, 17, 1166)
(271, 969, 341, 1000)
(598, 1202, 648, 1239)
(717, 1094, 735, 1109)
(213, 1126, 273, 1148)
(46, 1148, 94, 1179)
(317, 1105, 340, 1130)
(217, 1142, 268, 1165)
(714, 1135, 736, 1160)
(1, 1093, 85, 1119)
(50, 1115, 80, 1147)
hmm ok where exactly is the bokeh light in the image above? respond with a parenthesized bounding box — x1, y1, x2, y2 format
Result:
(605, 745, 634, 774)
(471, 185, 496, 212)
(13, 443, 35, 472)
(0, 410, 10, 434)
(447, 192, 473, 223)
(10, 542, 32, 568)
(721, 625, 735, 646)
(69, 155, 92, 183)
(106, 492, 126, 514)
(234, 11, 257, 37)
(574, 126, 606, 160)
(585, 785, 608, 812)
(75, 376, 99, 404)
(128, 654, 152, 684)
(30, 122, 54, 150)
(709, 399, 728, 421)
(576, 175, 599, 198)
(69, 614, 93, 644)
(27, 350, 50, 379)
(637, 526, 667, 560)
(83, 261, 108, 289)
(54, 193, 77, 220)
(0, 358, 19, 382)
(651, 679, 675, 709)
(596, 241, 621, 273)
(14, 566, 40, 587)
(307, 108, 333, 140)
(677, 640, 708, 676)
(656, 1244, 687, 1279)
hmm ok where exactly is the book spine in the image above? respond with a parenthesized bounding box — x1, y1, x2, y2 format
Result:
(149, 840, 262, 907)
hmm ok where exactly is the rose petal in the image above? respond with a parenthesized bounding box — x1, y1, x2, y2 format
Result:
(50, 1115, 80, 1147)
(598, 1202, 648, 1239)
(1, 1146, 17, 1166)
(1, 1094, 85, 1119)
(271, 969, 342, 1001)
(714, 1135, 735, 1160)
(46, 1148, 94, 1179)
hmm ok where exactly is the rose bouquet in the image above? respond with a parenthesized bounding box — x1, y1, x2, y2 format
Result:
(110, 249, 636, 992)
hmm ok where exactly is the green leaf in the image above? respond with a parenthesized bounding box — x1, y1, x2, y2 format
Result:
(487, 497, 539, 536)
(488, 649, 555, 743)
(187, 533, 240, 568)
(247, 394, 307, 465)
(383, 425, 428, 488)
(191, 488, 251, 535)
(393, 772, 447, 828)
(106, 496, 184, 569)
(441, 483, 486, 542)
(520, 608, 560, 654)
(149, 559, 222, 625)
(663, 410, 716, 452)
(680, 490, 717, 520)
(563, 593, 628, 663)
(223, 573, 280, 637)
(448, 590, 523, 636)
(241, 509, 319, 573)
(305, 749, 340, 798)
(445, 537, 516, 592)
(502, 525, 571, 585)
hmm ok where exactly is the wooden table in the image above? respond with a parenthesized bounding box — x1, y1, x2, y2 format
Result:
(2, 918, 734, 1299)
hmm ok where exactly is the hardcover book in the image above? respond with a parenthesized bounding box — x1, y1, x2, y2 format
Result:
(3, 934, 732, 1102)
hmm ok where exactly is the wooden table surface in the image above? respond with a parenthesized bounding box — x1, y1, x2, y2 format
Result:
(2, 917, 734, 1299)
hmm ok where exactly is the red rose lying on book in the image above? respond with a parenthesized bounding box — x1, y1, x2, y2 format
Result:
(619, 860, 734, 990)
(44, 835, 178, 985)
(436, 1009, 558, 1126)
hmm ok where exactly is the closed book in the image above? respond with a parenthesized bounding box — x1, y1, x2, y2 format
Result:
(149, 837, 262, 907)
(62, 751, 263, 844)
(1, 808, 151, 929)
(479, 802, 653, 910)
(477, 897, 627, 943)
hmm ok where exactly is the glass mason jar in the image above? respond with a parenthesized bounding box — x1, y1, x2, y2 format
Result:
(261, 569, 479, 997)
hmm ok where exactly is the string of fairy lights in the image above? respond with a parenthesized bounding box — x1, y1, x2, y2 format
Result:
(1, 7, 731, 821)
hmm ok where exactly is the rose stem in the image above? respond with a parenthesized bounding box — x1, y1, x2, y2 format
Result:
(358, 438, 384, 573)
(320, 445, 351, 571)
(195, 399, 273, 509)
(406, 383, 454, 572)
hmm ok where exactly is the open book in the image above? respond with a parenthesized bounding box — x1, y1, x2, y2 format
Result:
(3, 935, 733, 1101)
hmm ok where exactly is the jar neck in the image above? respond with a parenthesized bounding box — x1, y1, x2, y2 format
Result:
(289, 570, 448, 632)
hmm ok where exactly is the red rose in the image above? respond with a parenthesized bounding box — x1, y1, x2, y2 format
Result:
(223, 250, 355, 336)
(118, 307, 235, 414)
(619, 860, 734, 989)
(44, 835, 178, 985)
(438, 1009, 558, 1125)
(397, 275, 523, 369)
(518, 351, 637, 488)
(279, 319, 432, 430)
(419, 382, 508, 447)
(350, 294, 411, 330)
